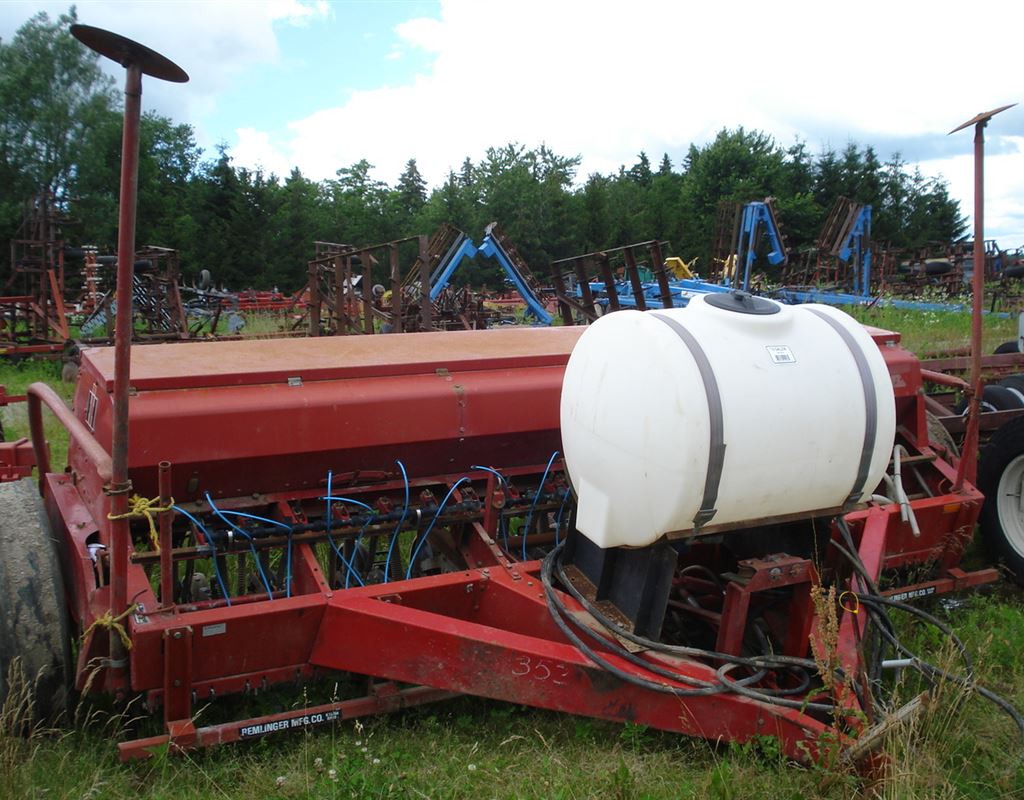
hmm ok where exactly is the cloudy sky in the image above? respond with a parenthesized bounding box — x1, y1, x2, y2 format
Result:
(3, 0, 1023, 245)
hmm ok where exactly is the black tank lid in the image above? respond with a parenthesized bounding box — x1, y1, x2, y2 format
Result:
(703, 290, 780, 315)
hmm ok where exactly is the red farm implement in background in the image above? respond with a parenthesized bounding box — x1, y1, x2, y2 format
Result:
(0, 26, 1020, 767)
(1, 192, 72, 357)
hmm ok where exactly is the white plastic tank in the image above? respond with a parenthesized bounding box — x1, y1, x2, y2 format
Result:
(559, 293, 896, 549)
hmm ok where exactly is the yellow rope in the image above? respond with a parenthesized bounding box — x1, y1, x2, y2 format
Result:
(108, 494, 175, 552)
(81, 604, 138, 651)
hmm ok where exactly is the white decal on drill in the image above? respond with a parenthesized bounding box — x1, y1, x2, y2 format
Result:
(85, 388, 99, 431)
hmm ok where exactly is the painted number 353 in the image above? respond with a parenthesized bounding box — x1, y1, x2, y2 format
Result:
(511, 656, 569, 685)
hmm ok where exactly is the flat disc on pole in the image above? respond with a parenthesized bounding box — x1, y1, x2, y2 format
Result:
(70, 24, 188, 83)
(949, 104, 1016, 134)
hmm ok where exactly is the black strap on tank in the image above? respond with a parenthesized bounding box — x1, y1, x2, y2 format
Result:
(651, 313, 725, 531)
(805, 308, 878, 508)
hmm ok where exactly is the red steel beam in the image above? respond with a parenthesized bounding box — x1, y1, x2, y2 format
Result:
(309, 569, 835, 761)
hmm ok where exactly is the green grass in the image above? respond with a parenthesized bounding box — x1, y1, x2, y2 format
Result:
(3, 593, 1022, 800)
(3, 306, 1024, 799)
(0, 358, 72, 465)
(843, 303, 1017, 356)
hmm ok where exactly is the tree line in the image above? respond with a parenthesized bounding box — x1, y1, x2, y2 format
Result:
(1, 9, 966, 293)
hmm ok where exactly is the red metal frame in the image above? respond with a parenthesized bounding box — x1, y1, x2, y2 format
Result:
(26, 321, 993, 763)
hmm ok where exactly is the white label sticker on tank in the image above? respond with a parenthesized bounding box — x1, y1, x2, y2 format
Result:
(765, 345, 796, 364)
(202, 623, 227, 637)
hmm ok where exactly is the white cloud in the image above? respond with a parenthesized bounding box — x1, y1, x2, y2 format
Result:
(0, 0, 329, 145)
(919, 136, 1024, 248)
(271, 0, 331, 27)
(394, 15, 445, 52)
(220, 0, 1023, 242)
(233, 128, 295, 178)
(3, 0, 1020, 242)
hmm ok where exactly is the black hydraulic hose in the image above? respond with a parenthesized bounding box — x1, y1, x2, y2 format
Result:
(858, 594, 973, 678)
(551, 547, 837, 677)
(541, 546, 844, 714)
(540, 552, 725, 697)
(828, 521, 1024, 741)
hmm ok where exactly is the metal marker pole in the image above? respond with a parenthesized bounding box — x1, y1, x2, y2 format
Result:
(70, 24, 189, 693)
(107, 61, 142, 686)
(950, 104, 1015, 490)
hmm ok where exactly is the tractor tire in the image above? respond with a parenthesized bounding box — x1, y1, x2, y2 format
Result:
(999, 374, 1024, 401)
(60, 361, 78, 384)
(979, 416, 1024, 584)
(0, 479, 72, 721)
(955, 384, 1024, 414)
(994, 340, 1020, 355)
(923, 259, 954, 275)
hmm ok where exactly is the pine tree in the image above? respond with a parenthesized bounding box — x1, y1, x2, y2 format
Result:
(396, 158, 427, 217)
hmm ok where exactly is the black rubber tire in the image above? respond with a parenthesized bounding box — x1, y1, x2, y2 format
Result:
(955, 384, 1024, 414)
(0, 479, 72, 721)
(994, 340, 1021, 355)
(60, 361, 78, 384)
(1000, 374, 1024, 398)
(979, 417, 1024, 583)
(1004, 265, 1024, 279)
(923, 259, 954, 275)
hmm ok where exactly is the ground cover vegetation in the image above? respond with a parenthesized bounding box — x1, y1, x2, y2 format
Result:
(1, 9, 966, 295)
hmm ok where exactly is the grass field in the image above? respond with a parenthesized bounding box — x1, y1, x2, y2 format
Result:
(2, 305, 1024, 800)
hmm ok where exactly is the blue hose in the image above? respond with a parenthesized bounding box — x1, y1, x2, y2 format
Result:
(205, 492, 275, 601)
(471, 464, 510, 551)
(522, 451, 559, 561)
(320, 495, 375, 513)
(406, 477, 469, 579)
(470, 465, 508, 487)
(207, 506, 294, 598)
(173, 505, 231, 606)
(383, 460, 410, 583)
(554, 487, 574, 546)
(326, 470, 332, 587)
(324, 529, 366, 589)
(346, 519, 373, 590)
(324, 471, 367, 588)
